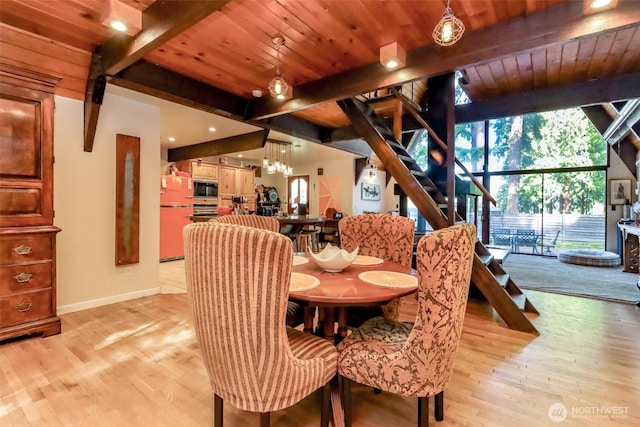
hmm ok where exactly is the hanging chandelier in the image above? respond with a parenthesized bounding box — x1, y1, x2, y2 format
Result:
(263, 140, 293, 176)
(268, 36, 289, 100)
(432, 0, 465, 47)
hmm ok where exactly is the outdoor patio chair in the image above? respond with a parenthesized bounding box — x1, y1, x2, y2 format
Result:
(542, 230, 561, 255)
(515, 229, 540, 254)
(491, 228, 512, 247)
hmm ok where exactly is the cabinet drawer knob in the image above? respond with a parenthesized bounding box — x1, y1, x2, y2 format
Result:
(13, 272, 33, 283)
(12, 245, 32, 256)
(14, 301, 33, 312)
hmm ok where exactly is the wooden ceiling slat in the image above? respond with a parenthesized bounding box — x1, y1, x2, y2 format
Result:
(516, 53, 534, 91)
(0, 24, 88, 68)
(487, 60, 507, 95)
(545, 45, 563, 87)
(101, 0, 230, 75)
(616, 27, 640, 75)
(145, 43, 259, 98)
(255, 1, 342, 81)
(501, 56, 522, 93)
(475, 63, 498, 99)
(530, 49, 547, 89)
(586, 32, 617, 79)
(283, 1, 376, 68)
(558, 40, 580, 84)
(0, 0, 105, 51)
(573, 37, 598, 81)
(602, 26, 637, 76)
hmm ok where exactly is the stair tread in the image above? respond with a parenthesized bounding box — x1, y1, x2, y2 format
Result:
(510, 293, 528, 311)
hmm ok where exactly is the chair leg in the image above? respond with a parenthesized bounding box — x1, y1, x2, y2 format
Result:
(434, 391, 444, 421)
(259, 412, 270, 427)
(214, 394, 223, 427)
(321, 381, 331, 427)
(418, 396, 429, 427)
(342, 376, 352, 427)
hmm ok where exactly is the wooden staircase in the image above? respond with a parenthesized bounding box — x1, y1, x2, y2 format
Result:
(338, 97, 540, 335)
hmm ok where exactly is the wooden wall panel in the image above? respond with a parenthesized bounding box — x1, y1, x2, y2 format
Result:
(0, 24, 90, 100)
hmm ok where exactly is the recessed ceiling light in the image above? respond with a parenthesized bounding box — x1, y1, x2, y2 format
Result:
(237, 154, 243, 158)
(110, 20, 128, 32)
(209, 127, 216, 132)
(252, 89, 263, 98)
(583, 0, 618, 14)
(168, 137, 175, 142)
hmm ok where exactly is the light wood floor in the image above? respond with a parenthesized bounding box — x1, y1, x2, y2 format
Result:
(1, 260, 639, 426)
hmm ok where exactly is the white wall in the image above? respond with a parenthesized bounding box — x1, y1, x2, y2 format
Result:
(295, 156, 355, 216)
(54, 94, 161, 314)
(606, 149, 636, 252)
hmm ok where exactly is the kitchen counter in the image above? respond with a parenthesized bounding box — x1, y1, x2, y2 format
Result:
(190, 215, 216, 222)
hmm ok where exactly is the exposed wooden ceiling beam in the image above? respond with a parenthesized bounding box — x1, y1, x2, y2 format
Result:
(101, 1, 229, 76)
(111, 61, 329, 145)
(454, 72, 640, 124)
(326, 72, 640, 144)
(84, 47, 107, 152)
(582, 105, 637, 178)
(168, 130, 268, 163)
(110, 60, 246, 119)
(84, 1, 228, 152)
(245, 0, 640, 121)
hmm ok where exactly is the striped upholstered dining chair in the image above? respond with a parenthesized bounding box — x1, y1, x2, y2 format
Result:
(209, 214, 304, 327)
(338, 213, 415, 326)
(183, 222, 337, 427)
(336, 223, 476, 427)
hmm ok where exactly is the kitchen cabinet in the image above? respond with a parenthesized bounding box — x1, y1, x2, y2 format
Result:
(237, 168, 255, 196)
(0, 64, 61, 341)
(219, 166, 237, 196)
(191, 162, 218, 180)
(173, 160, 218, 181)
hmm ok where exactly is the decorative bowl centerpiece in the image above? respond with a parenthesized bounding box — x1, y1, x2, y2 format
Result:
(308, 244, 359, 272)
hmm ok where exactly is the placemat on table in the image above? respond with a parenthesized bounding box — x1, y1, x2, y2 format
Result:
(293, 255, 309, 266)
(358, 271, 417, 288)
(290, 272, 320, 291)
(352, 255, 384, 266)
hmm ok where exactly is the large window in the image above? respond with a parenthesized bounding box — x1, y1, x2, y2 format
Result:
(407, 107, 608, 255)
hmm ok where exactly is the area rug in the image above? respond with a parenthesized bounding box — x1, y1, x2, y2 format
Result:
(503, 254, 640, 304)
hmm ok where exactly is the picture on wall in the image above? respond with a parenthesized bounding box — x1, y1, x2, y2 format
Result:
(609, 179, 631, 205)
(361, 183, 381, 201)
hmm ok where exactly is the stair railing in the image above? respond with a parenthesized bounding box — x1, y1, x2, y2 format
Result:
(390, 88, 497, 206)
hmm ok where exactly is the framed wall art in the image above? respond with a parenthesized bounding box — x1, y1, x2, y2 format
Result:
(361, 183, 381, 201)
(609, 179, 631, 205)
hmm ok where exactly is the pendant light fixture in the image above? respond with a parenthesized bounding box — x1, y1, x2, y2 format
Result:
(432, 0, 465, 47)
(263, 140, 293, 176)
(268, 36, 288, 100)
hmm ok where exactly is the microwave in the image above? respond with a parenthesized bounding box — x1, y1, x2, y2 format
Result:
(193, 179, 218, 199)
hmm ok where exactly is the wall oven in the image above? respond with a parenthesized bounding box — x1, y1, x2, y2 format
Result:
(193, 179, 218, 199)
(193, 179, 218, 217)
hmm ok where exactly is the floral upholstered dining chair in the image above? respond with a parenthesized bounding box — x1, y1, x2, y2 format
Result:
(336, 222, 476, 427)
(338, 213, 415, 325)
(209, 214, 304, 327)
(183, 222, 337, 427)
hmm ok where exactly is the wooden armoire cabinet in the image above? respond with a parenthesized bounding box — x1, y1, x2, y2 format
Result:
(0, 64, 61, 342)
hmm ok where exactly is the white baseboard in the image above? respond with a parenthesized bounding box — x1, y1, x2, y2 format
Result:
(57, 287, 161, 315)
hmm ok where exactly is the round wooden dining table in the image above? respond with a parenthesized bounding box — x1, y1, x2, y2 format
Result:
(289, 254, 417, 342)
(277, 214, 325, 235)
(289, 254, 417, 427)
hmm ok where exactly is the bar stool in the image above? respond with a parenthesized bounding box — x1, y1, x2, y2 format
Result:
(297, 230, 320, 252)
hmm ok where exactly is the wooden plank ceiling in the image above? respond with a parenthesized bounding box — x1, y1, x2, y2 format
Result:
(1, 0, 639, 137)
